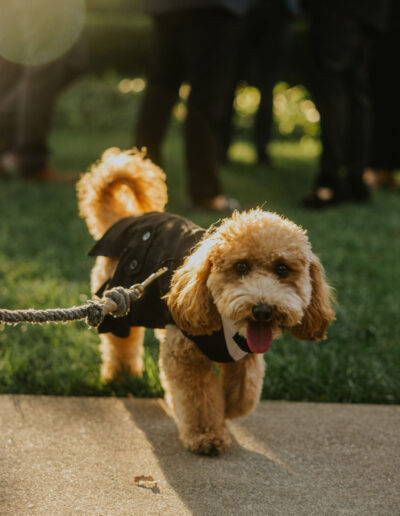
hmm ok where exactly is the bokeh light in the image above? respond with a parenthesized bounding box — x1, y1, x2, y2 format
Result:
(179, 83, 191, 100)
(118, 79, 132, 94)
(272, 82, 320, 138)
(173, 102, 187, 122)
(118, 77, 146, 94)
(0, 0, 85, 65)
(234, 84, 261, 117)
(231, 81, 320, 142)
(131, 78, 146, 93)
(228, 142, 257, 164)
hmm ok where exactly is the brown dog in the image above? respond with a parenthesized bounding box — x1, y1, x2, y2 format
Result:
(77, 148, 335, 456)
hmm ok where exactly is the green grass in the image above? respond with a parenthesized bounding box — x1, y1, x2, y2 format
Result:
(1, 110, 399, 402)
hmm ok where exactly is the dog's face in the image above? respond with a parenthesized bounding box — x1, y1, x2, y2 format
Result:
(206, 219, 314, 352)
(167, 209, 334, 350)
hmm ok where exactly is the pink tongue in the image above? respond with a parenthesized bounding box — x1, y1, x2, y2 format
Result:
(246, 322, 273, 353)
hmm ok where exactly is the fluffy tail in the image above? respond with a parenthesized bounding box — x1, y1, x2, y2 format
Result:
(77, 148, 168, 240)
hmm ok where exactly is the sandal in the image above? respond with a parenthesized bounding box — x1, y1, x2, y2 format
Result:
(303, 187, 343, 210)
(22, 164, 79, 184)
(187, 194, 241, 213)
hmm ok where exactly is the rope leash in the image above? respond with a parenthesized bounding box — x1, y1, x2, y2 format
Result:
(0, 267, 168, 328)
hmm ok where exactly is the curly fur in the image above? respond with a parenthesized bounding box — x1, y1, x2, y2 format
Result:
(77, 147, 167, 239)
(78, 147, 335, 456)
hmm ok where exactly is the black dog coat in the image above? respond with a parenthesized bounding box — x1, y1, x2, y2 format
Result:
(89, 212, 254, 363)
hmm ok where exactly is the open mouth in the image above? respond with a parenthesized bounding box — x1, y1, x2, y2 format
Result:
(246, 320, 273, 354)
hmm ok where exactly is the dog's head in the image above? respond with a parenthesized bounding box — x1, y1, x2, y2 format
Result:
(166, 209, 335, 353)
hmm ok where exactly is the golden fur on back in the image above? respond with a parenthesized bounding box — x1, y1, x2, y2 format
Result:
(78, 147, 335, 456)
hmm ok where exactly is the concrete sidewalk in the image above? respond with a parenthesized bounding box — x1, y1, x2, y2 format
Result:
(0, 396, 399, 515)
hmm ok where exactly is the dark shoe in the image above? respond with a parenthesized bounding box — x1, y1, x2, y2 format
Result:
(346, 180, 371, 203)
(303, 187, 343, 209)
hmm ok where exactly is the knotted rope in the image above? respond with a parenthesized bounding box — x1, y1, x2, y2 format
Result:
(0, 267, 168, 328)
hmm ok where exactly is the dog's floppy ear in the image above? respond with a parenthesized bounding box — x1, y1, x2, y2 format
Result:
(291, 256, 335, 341)
(166, 239, 221, 336)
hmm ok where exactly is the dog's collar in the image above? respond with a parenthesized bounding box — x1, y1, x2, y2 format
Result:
(221, 317, 251, 361)
(181, 317, 252, 363)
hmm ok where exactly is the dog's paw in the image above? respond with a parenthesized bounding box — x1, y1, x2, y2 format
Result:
(182, 430, 231, 456)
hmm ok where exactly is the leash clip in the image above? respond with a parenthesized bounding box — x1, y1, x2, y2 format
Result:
(129, 266, 168, 300)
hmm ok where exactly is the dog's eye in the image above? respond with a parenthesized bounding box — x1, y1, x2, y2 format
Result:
(234, 261, 250, 275)
(274, 262, 289, 278)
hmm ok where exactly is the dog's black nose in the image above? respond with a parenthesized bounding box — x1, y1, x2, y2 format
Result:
(252, 304, 273, 321)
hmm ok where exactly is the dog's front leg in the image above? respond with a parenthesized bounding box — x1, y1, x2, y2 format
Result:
(221, 354, 265, 419)
(159, 325, 231, 456)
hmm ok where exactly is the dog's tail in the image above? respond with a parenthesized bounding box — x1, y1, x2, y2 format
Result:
(77, 148, 168, 240)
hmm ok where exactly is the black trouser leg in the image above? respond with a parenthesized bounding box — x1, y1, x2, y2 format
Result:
(0, 58, 22, 153)
(182, 9, 239, 203)
(17, 41, 86, 177)
(346, 31, 372, 197)
(308, 6, 372, 196)
(134, 15, 182, 167)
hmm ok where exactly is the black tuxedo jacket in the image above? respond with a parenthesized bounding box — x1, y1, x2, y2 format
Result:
(89, 212, 254, 362)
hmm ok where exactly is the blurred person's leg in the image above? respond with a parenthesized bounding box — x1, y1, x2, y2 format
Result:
(253, 1, 291, 163)
(135, 14, 183, 167)
(366, 4, 400, 189)
(16, 39, 86, 180)
(346, 28, 373, 200)
(0, 57, 22, 177)
(217, 11, 253, 164)
(182, 8, 239, 206)
(304, 5, 363, 206)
